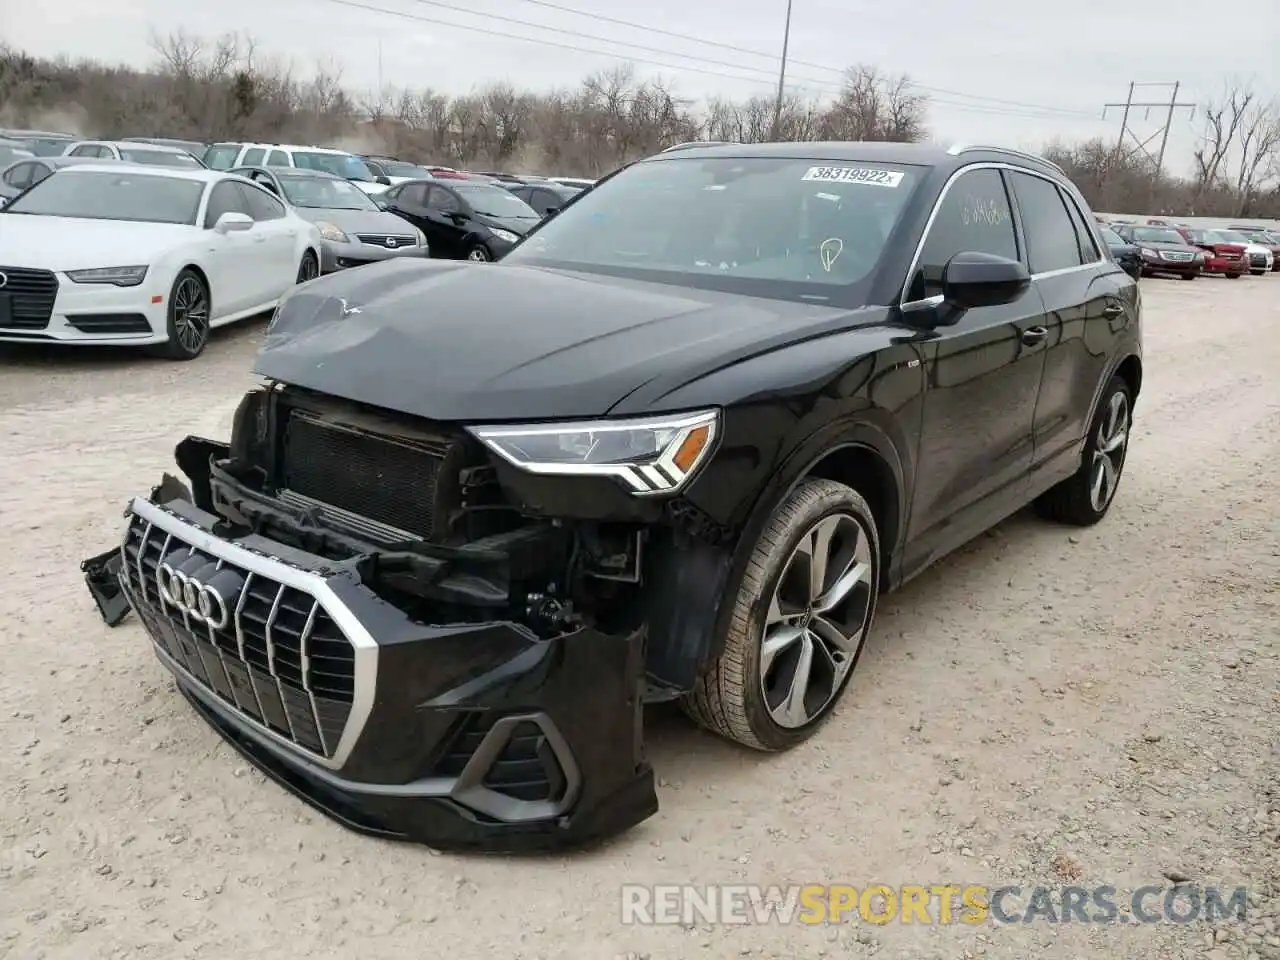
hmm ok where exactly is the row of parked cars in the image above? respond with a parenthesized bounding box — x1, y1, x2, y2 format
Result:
(0, 130, 600, 358)
(1095, 215, 1280, 280)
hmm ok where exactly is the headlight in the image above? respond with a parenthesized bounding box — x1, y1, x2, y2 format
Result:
(489, 228, 519, 243)
(66, 265, 148, 286)
(469, 409, 719, 495)
(413, 228, 427, 247)
(315, 221, 349, 242)
(1139, 247, 1157, 258)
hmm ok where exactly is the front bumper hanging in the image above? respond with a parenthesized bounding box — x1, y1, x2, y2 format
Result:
(84, 479, 658, 852)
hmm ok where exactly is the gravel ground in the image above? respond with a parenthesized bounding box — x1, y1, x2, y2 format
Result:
(1, 275, 1277, 960)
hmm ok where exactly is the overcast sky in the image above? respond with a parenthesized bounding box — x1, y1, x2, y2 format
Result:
(4, 0, 1277, 175)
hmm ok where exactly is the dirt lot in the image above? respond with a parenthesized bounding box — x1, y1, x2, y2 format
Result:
(1, 275, 1277, 960)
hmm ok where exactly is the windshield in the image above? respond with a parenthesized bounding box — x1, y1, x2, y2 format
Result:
(0, 145, 33, 164)
(1100, 227, 1124, 245)
(19, 138, 71, 157)
(203, 145, 240, 170)
(119, 148, 202, 168)
(292, 152, 373, 181)
(1130, 227, 1184, 244)
(454, 183, 538, 218)
(4, 170, 204, 224)
(380, 160, 427, 178)
(1216, 230, 1249, 244)
(279, 176, 377, 210)
(503, 156, 921, 303)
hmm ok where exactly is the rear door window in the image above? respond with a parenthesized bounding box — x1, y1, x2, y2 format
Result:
(1007, 171, 1087, 273)
(240, 148, 267, 166)
(203, 145, 241, 170)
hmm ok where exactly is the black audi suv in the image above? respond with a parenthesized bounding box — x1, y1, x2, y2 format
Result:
(84, 141, 1142, 851)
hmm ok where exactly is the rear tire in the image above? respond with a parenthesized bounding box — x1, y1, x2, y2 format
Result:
(156, 269, 210, 361)
(1034, 375, 1132, 526)
(681, 478, 880, 752)
(1181, 272, 1196, 281)
(1227, 271, 1242, 279)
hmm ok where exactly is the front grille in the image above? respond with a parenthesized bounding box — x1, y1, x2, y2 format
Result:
(122, 516, 356, 759)
(280, 410, 449, 539)
(1159, 251, 1194, 262)
(354, 233, 415, 248)
(0, 266, 58, 330)
(435, 714, 567, 802)
(1222, 252, 1241, 261)
(65, 313, 152, 334)
(1249, 253, 1268, 266)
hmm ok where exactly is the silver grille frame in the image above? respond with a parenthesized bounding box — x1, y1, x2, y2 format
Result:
(355, 233, 416, 248)
(122, 496, 378, 770)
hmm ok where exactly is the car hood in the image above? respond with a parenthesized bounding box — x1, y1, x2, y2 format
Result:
(1132, 240, 1199, 253)
(293, 207, 415, 235)
(0, 215, 198, 271)
(254, 258, 864, 421)
(474, 213, 539, 235)
(1243, 242, 1274, 256)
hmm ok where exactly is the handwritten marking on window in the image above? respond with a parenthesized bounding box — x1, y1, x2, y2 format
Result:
(960, 196, 1009, 227)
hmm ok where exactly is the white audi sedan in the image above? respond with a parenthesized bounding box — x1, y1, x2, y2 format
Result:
(0, 164, 322, 359)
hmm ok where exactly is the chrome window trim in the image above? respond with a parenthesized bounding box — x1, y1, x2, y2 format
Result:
(899, 161, 1104, 310)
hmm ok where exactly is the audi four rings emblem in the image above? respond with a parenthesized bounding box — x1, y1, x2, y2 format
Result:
(156, 551, 245, 630)
(0, 272, 8, 289)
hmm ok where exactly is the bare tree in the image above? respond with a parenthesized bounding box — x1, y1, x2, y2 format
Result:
(821, 65, 928, 142)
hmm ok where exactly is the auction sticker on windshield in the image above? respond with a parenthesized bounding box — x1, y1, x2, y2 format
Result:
(802, 166, 903, 187)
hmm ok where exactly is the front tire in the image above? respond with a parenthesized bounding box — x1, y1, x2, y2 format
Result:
(157, 269, 210, 361)
(1034, 375, 1132, 526)
(682, 478, 880, 751)
(1181, 272, 1197, 281)
(465, 244, 491, 262)
(296, 251, 319, 283)
(1228, 271, 1242, 279)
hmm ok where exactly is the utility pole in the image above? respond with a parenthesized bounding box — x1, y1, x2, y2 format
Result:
(1102, 82, 1196, 177)
(770, 0, 793, 141)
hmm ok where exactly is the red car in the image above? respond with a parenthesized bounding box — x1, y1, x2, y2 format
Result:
(1176, 227, 1248, 278)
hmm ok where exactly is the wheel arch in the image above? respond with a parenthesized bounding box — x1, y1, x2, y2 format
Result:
(1115, 353, 1142, 401)
(177, 263, 211, 311)
(801, 443, 901, 591)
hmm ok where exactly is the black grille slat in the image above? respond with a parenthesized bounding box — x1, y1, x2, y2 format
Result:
(280, 411, 447, 539)
(434, 716, 562, 802)
(354, 233, 415, 247)
(64, 313, 152, 334)
(0, 266, 58, 330)
(122, 516, 356, 760)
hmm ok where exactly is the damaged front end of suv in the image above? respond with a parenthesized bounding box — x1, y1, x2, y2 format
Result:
(79, 255, 781, 850)
(81, 382, 730, 848)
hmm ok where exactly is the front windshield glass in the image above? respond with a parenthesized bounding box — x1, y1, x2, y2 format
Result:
(4, 170, 203, 224)
(292, 151, 373, 181)
(454, 183, 538, 218)
(503, 156, 921, 302)
(21, 138, 70, 157)
(1101, 227, 1124, 245)
(1216, 230, 1249, 244)
(119, 148, 202, 168)
(380, 160, 427, 178)
(279, 175, 377, 210)
(1130, 227, 1185, 244)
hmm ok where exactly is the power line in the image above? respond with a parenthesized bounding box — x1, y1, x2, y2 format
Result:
(1103, 82, 1195, 176)
(319, 0, 829, 91)
(313, 0, 1107, 122)
(484, 0, 1100, 117)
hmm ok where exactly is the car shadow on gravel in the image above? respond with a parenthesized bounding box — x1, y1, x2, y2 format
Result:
(0, 313, 268, 369)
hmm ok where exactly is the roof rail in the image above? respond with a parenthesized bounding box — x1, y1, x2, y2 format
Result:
(946, 143, 1065, 175)
(660, 140, 738, 154)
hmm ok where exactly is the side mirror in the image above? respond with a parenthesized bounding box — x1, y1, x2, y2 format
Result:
(449, 211, 467, 224)
(544, 206, 561, 217)
(376, 175, 391, 186)
(372, 195, 389, 210)
(214, 211, 254, 233)
(940, 251, 1030, 312)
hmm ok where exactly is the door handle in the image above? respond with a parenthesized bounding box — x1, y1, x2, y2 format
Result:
(1102, 303, 1124, 318)
(1021, 326, 1048, 346)
(253, 234, 267, 243)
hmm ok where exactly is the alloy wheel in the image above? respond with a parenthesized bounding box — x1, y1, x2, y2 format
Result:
(760, 512, 875, 729)
(467, 246, 490, 262)
(1090, 391, 1129, 512)
(172, 276, 209, 355)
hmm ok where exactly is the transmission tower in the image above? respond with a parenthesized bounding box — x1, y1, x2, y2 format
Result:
(1102, 82, 1196, 178)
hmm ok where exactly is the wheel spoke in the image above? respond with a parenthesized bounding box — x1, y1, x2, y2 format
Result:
(760, 623, 804, 676)
(812, 558, 872, 614)
(1100, 428, 1127, 454)
(777, 634, 815, 727)
(809, 614, 860, 658)
(802, 515, 839, 600)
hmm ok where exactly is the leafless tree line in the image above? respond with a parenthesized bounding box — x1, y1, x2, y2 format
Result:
(1, 33, 1277, 217)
